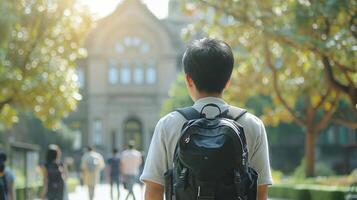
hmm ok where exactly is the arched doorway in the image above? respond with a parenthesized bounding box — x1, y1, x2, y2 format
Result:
(123, 118, 142, 150)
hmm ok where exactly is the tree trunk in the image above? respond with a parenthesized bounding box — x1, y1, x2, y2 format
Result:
(305, 127, 316, 177)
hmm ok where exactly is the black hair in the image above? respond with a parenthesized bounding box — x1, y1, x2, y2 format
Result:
(128, 140, 135, 149)
(87, 146, 93, 152)
(0, 151, 7, 173)
(182, 38, 234, 94)
(113, 148, 118, 154)
(46, 144, 59, 164)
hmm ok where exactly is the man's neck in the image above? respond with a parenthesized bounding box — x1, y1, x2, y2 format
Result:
(194, 92, 222, 101)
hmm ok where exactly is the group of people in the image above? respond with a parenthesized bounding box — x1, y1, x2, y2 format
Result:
(80, 142, 143, 200)
(41, 141, 142, 200)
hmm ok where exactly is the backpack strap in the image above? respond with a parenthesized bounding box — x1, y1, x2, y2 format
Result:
(224, 106, 248, 121)
(1, 174, 7, 195)
(175, 107, 201, 120)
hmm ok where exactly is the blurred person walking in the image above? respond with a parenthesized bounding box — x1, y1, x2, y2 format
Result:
(80, 146, 105, 200)
(107, 148, 121, 200)
(41, 144, 68, 200)
(120, 141, 142, 200)
(0, 151, 15, 200)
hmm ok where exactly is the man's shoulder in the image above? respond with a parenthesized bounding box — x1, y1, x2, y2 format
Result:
(4, 168, 15, 182)
(157, 110, 187, 128)
(228, 105, 262, 124)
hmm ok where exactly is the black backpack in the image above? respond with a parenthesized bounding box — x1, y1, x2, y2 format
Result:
(0, 174, 8, 200)
(165, 104, 258, 200)
(45, 162, 65, 194)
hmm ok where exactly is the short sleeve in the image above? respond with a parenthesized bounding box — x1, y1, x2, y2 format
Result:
(5, 169, 15, 186)
(249, 119, 273, 185)
(140, 118, 167, 185)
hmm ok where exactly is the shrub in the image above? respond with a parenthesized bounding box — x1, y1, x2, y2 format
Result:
(269, 184, 348, 200)
(293, 159, 335, 179)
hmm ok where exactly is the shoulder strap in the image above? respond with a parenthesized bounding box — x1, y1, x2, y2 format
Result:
(175, 107, 201, 120)
(224, 106, 247, 121)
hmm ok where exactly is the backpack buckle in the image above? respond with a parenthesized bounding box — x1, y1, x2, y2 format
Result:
(197, 183, 216, 200)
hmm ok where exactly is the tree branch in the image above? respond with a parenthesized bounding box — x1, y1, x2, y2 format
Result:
(0, 97, 13, 111)
(314, 88, 331, 110)
(332, 118, 357, 129)
(316, 92, 340, 133)
(263, 40, 305, 126)
(321, 56, 350, 93)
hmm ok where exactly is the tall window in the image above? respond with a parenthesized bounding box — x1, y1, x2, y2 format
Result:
(133, 62, 144, 85)
(108, 60, 118, 85)
(93, 119, 103, 145)
(120, 61, 131, 85)
(146, 61, 156, 84)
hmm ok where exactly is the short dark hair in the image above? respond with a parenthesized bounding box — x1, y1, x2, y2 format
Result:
(113, 148, 118, 154)
(128, 140, 135, 149)
(46, 144, 60, 164)
(0, 151, 7, 173)
(182, 38, 234, 93)
(87, 146, 93, 152)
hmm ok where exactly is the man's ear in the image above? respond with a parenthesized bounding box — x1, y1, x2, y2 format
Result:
(185, 73, 194, 87)
(224, 79, 231, 89)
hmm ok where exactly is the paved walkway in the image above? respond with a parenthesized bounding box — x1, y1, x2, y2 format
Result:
(69, 184, 144, 200)
(69, 184, 288, 200)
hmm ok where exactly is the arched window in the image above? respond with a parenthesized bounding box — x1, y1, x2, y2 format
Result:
(123, 118, 142, 150)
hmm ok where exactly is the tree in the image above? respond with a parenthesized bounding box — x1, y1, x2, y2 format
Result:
(184, 0, 356, 176)
(161, 73, 193, 115)
(0, 0, 92, 129)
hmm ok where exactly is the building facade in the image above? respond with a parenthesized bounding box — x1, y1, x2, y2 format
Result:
(69, 0, 187, 153)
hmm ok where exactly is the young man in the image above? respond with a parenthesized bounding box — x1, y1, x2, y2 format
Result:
(140, 38, 272, 200)
(107, 148, 121, 200)
(0, 151, 15, 200)
(120, 141, 142, 200)
(80, 146, 105, 200)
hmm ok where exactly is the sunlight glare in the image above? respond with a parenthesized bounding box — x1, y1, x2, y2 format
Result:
(78, 0, 168, 19)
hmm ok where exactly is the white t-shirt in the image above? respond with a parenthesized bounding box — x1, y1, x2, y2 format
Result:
(140, 97, 273, 186)
(80, 151, 105, 186)
(120, 149, 142, 176)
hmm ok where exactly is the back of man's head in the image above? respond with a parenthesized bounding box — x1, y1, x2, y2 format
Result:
(182, 38, 234, 94)
(128, 140, 135, 150)
(87, 146, 93, 152)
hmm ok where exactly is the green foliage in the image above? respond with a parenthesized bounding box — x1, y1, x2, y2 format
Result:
(161, 73, 193, 115)
(269, 184, 348, 200)
(24, 113, 76, 158)
(0, 0, 92, 129)
(293, 159, 336, 179)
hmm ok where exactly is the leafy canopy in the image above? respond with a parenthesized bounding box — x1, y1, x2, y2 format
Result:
(0, 0, 92, 129)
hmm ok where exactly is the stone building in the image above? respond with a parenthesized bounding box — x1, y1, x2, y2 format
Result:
(68, 0, 187, 154)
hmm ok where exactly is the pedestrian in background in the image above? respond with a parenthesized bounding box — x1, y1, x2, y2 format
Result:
(0, 151, 16, 200)
(120, 141, 142, 200)
(107, 148, 121, 200)
(41, 144, 67, 200)
(80, 146, 105, 200)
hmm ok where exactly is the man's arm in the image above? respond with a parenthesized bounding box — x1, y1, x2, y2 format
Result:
(258, 184, 269, 200)
(144, 180, 164, 200)
(8, 183, 16, 200)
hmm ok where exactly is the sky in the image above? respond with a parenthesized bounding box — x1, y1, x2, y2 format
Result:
(78, 0, 169, 19)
